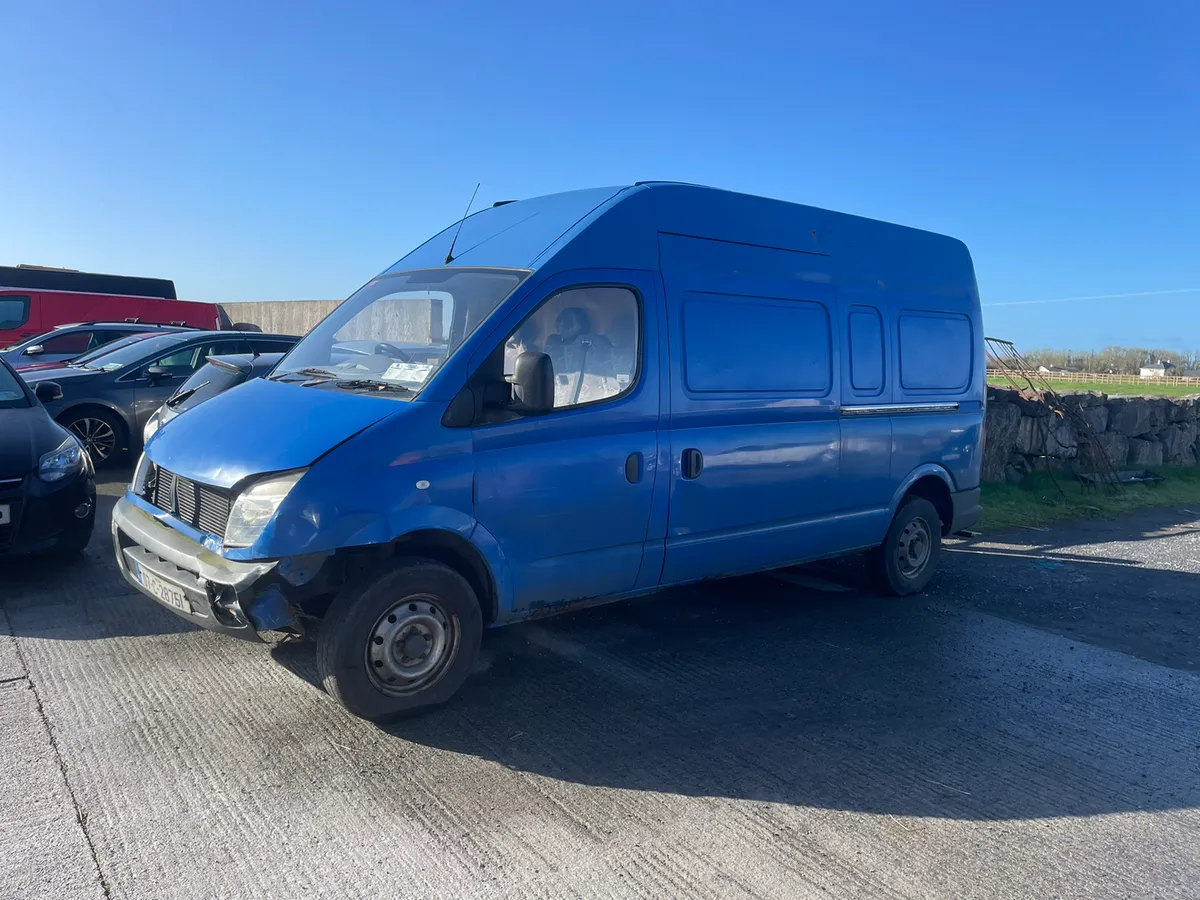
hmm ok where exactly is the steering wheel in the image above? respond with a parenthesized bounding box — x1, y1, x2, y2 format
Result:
(373, 342, 414, 363)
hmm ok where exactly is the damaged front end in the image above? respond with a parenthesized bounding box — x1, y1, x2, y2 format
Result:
(112, 496, 334, 640)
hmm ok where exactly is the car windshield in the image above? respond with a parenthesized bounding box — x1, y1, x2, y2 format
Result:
(73, 333, 155, 367)
(0, 363, 29, 409)
(272, 267, 527, 394)
(88, 333, 193, 372)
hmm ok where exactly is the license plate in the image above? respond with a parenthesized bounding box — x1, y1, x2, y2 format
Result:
(136, 564, 192, 614)
(0, 505, 8, 526)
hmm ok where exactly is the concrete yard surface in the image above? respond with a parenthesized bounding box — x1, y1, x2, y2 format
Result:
(1, 474, 1198, 899)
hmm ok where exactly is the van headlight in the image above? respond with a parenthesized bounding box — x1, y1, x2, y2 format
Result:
(131, 452, 152, 494)
(143, 411, 162, 444)
(224, 470, 307, 548)
(38, 436, 86, 483)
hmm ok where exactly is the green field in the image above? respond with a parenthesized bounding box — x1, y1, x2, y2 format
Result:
(978, 467, 1200, 533)
(987, 376, 1200, 398)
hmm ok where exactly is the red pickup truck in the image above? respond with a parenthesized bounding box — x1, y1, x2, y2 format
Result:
(0, 265, 226, 348)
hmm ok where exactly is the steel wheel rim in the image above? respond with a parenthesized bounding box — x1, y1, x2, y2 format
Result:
(365, 595, 457, 696)
(69, 418, 116, 461)
(897, 516, 932, 577)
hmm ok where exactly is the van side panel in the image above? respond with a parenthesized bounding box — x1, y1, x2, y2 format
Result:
(837, 299, 894, 538)
(657, 234, 860, 585)
(887, 295, 985, 503)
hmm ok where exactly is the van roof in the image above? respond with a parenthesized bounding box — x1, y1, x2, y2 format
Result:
(0, 265, 177, 299)
(385, 182, 976, 301)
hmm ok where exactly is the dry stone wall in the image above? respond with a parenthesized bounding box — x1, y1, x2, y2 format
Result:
(983, 386, 1200, 483)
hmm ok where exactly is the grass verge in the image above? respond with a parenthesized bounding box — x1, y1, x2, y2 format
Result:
(978, 467, 1200, 533)
(986, 376, 1200, 398)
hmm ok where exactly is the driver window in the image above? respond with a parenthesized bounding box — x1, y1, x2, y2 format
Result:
(503, 286, 639, 409)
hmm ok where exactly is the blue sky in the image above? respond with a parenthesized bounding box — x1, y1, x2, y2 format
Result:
(3, 0, 1197, 352)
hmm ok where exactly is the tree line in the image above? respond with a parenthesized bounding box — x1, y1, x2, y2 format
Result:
(1018, 346, 1200, 375)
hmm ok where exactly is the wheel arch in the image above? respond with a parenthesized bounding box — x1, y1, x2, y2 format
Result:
(891, 464, 955, 536)
(56, 401, 133, 450)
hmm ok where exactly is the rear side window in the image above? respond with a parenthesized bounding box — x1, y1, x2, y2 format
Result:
(847, 308, 884, 393)
(898, 313, 972, 391)
(0, 295, 30, 331)
(40, 331, 93, 354)
(682, 292, 831, 394)
(249, 338, 293, 354)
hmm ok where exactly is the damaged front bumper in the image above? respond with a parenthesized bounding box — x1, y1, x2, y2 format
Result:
(112, 495, 299, 640)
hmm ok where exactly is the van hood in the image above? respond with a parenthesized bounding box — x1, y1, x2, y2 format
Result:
(145, 378, 396, 489)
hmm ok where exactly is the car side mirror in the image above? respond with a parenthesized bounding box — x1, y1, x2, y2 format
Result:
(34, 381, 63, 403)
(24, 344, 44, 357)
(506, 351, 554, 413)
(145, 365, 170, 382)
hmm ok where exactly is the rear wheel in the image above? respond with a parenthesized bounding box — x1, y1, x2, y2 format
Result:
(867, 496, 942, 595)
(316, 558, 483, 721)
(60, 408, 125, 467)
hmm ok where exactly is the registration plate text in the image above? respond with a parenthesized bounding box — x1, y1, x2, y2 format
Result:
(137, 565, 191, 614)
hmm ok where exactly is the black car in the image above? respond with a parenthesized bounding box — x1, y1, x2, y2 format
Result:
(19, 330, 298, 465)
(142, 352, 285, 443)
(0, 357, 96, 556)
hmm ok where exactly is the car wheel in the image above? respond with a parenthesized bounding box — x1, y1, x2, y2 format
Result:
(61, 409, 125, 467)
(316, 558, 483, 721)
(867, 496, 942, 596)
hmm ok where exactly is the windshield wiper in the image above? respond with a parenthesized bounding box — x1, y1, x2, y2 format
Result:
(334, 379, 410, 394)
(166, 381, 208, 408)
(268, 366, 340, 382)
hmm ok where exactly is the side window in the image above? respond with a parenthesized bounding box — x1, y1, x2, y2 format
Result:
(250, 338, 291, 354)
(149, 344, 201, 376)
(0, 296, 31, 331)
(95, 330, 135, 347)
(39, 331, 93, 354)
(848, 307, 884, 393)
(503, 286, 639, 409)
(201, 339, 253, 362)
(898, 313, 972, 391)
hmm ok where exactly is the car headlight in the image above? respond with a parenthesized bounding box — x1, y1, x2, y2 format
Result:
(131, 452, 152, 494)
(38, 436, 86, 483)
(143, 411, 162, 444)
(224, 470, 307, 548)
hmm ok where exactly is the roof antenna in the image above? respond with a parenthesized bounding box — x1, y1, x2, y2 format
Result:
(444, 183, 481, 265)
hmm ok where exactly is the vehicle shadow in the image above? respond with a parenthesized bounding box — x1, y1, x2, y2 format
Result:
(272, 554, 1200, 821)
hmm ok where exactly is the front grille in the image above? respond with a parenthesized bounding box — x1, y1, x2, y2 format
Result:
(145, 465, 232, 538)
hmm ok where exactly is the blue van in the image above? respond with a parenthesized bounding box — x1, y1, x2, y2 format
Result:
(112, 183, 983, 720)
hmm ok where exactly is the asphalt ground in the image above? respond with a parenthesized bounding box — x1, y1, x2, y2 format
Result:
(2, 472, 1198, 899)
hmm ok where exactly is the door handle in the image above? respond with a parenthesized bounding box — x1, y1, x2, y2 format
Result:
(682, 448, 704, 479)
(624, 452, 642, 484)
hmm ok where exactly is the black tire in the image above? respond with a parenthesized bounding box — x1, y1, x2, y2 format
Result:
(60, 408, 126, 467)
(316, 558, 483, 721)
(867, 496, 943, 596)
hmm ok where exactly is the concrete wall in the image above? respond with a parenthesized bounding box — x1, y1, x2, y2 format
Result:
(219, 300, 342, 336)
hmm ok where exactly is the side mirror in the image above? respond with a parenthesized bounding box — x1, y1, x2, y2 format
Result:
(34, 381, 63, 403)
(506, 351, 554, 413)
(145, 365, 169, 381)
(24, 344, 44, 357)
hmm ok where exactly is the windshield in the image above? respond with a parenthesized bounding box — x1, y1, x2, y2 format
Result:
(272, 267, 527, 394)
(0, 363, 30, 409)
(86, 333, 194, 372)
(72, 333, 155, 367)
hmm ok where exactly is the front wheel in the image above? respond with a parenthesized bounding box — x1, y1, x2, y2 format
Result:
(316, 558, 483, 721)
(867, 496, 942, 595)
